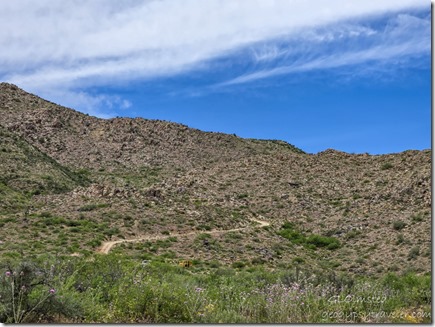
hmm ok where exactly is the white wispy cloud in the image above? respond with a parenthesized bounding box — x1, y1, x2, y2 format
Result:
(40, 88, 128, 119)
(0, 0, 428, 115)
(219, 13, 430, 86)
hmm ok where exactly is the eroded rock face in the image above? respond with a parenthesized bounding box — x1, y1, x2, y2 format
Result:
(72, 184, 134, 199)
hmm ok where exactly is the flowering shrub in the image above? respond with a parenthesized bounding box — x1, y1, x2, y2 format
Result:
(0, 255, 431, 323)
(0, 261, 82, 323)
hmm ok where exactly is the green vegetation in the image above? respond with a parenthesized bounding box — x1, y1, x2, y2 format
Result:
(396, 234, 405, 245)
(278, 222, 341, 250)
(250, 139, 306, 154)
(408, 247, 420, 260)
(0, 125, 90, 214)
(380, 163, 394, 170)
(411, 212, 425, 223)
(392, 221, 406, 231)
(0, 254, 430, 323)
(77, 203, 109, 212)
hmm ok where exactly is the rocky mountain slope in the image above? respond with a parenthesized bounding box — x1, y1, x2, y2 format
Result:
(0, 83, 302, 171)
(0, 82, 431, 276)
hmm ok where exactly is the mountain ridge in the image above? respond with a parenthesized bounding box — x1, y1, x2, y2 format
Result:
(0, 82, 431, 277)
(0, 82, 306, 172)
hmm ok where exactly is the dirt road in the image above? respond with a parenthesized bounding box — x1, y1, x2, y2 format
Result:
(97, 216, 270, 254)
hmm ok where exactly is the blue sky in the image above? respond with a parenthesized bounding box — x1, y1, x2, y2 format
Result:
(0, 0, 431, 154)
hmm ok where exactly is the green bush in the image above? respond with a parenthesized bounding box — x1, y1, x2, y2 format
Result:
(278, 222, 340, 250)
(306, 235, 340, 249)
(396, 234, 405, 244)
(41, 216, 66, 226)
(104, 227, 120, 237)
(292, 257, 304, 264)
(86, 238, 102, 248)
(381, 163, 394, 170)
(196, 224, 212, 231)
(196, 233, 211, 241)
(251, 257, 266, 265)
(408, 246, 420, 260)
(411, 213, 424, 223)
(38, 211, 52, 218)
(278, 228, 306, 244)
(232, 261, 246, 269)
(77, 203, 108, 212)
(392, 221, 406, 231)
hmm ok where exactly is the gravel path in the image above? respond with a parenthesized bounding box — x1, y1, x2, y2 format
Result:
(97, 216, 270, 254)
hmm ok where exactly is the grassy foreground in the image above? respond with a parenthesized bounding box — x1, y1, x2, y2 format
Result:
(0, 253, 431, 323)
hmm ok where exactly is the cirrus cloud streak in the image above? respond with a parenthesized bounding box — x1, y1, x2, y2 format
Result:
(0, 0, 429, 115)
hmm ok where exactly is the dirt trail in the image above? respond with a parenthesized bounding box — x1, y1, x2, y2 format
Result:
(97, 216, 270, 254)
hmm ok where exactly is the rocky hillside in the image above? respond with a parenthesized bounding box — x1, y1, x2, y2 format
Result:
(0, 83, 431, 277)
(0, 83, 302, 171)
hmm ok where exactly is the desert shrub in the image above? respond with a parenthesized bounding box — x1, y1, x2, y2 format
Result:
(306, 235, 340, 249)
(292, 257, 304, 265)
(411, 213, 424, 223)
(65, 220, 80, 227)
(345, 230, 361, 239)
(208, 261, 221, 268)
(392, 221, 406, 231)
(155, 239, 172, 249)
(77, 203, 108, 212)
(278, 222, 340, 250)
(225, 232, 242, 240)
(232, 261, 246, 269)
(77, 204, 98, 212)
(160, 251, 176, 259)
(277, 223, 306, 244)
(75, 168, 90, 177)
(196, 224, 212, 231)
(38, 211, 52, 218)
(104, 227, 120, 237)
(408, 246, 420, 260)
(396, 234, 405, 244)
(41, 216, 66, 226)
(251, 257, 266, 265)
(86, 238, 103, 248)
(381, 163, 394, 170)
(196, 233, 211, 242)
(0, 217, 16, 225)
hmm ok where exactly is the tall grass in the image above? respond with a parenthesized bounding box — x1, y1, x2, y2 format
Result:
(0, 254, 431, 323)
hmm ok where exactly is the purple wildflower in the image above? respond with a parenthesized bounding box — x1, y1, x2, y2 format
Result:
(5, 271, 11, 277)
(49, 288, 56, 294)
